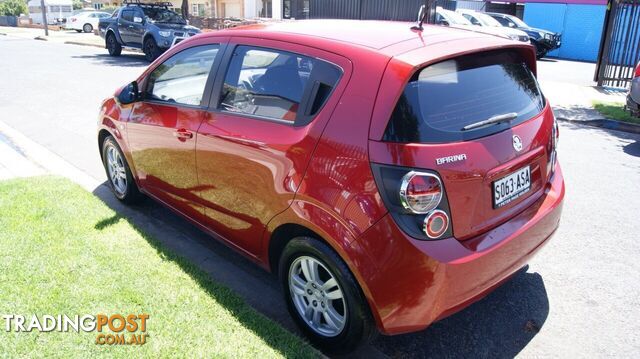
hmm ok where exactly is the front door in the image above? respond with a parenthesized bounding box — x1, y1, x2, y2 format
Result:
(127, 44, 222, 219)
(196, 40, 345, 255)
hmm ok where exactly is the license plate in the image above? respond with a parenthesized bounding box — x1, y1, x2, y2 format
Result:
(493, 166, 531, 208)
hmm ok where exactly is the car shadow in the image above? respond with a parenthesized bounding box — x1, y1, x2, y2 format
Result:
(372, 267, 549, 358)
(91, 180, 554, 358)
(91, 182, 319, 356)
(71, 53, 148, 67)
(559, 120, 640, 158)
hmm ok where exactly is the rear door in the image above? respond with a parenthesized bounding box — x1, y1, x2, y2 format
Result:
(128, 8, 145, 47)
(195, 38, 347, 255)
(127, 43, 224, 220)
(370, 49, 554, 240)
(118, 9, 135, 44)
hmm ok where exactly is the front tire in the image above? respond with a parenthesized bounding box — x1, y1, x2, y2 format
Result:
(279, 237, 375, 354)
(143, 37, 161, 62)
(106, 32, 122, 57)
(101, 136, 141, 204)
(83, 23, 93, 33)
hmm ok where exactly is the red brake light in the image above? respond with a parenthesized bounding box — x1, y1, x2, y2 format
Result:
(399, 172, 443, 214)
(423, 210, 449, 239)
(635, 62, 640, 78)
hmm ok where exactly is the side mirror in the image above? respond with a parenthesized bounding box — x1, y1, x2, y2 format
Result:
(133, 16, 143, 23)
(118, 81, 140, 105)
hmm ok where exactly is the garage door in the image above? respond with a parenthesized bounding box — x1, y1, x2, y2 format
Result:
(224, 3, 241, 18)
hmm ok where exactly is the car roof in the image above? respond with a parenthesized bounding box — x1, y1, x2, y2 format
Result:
(486, 12, 512, 18)
(210, 20, 483, 51)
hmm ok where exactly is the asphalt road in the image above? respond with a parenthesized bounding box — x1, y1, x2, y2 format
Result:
(1, 35, 639, 358)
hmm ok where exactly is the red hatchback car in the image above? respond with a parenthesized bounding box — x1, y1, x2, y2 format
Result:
(97, 20, 564, 352)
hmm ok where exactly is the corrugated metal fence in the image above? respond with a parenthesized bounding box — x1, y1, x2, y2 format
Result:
(0, 16, 18, 27)
(303, 0, 454, 21)
(595, 0, 640, 87)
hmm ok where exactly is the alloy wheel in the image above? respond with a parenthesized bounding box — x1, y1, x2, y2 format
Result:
(105, 144, 127, 196)
(288, 256, 347, 337)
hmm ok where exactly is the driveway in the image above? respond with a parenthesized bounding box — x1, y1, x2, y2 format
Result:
(1, 36, 639, 357)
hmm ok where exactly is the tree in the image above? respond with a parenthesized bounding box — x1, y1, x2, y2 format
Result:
(72, 0, 83, 10)
(180, 0, 188, 20)
(0, 0, 28, 16)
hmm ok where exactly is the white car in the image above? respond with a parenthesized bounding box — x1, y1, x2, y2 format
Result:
(435, 7, 530, 43)
(65, 11, 111, 33)
(456, 9, 530, 43)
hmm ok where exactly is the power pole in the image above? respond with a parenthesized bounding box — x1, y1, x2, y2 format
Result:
(40, 0, 49, 36)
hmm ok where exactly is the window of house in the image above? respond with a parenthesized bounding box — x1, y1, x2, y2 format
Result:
(191, 3, 205, 16)
(146, 45, 220, 106)
(219, 46, 341, 123)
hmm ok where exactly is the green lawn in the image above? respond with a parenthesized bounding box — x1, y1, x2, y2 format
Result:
(0, 176, 318, 358)
(592, 101, 640, 125)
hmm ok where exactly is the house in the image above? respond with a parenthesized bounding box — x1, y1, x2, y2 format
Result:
(27, 0, 74, 24)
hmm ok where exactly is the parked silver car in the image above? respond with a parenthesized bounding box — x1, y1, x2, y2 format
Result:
(456, 9, 530, 43)
(626, 62, 640, 117)
(435, 7, 530, 43)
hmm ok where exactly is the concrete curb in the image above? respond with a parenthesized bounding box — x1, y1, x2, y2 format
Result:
(557, 117, 640, 135)
(0, 120, 101, 191)
(64, 40, 104, 49)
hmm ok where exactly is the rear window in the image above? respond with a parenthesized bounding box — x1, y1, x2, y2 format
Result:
(383, 50, 545, 144)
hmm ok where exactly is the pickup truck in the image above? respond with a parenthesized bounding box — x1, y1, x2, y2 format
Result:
(486, 12, 561, 59)
(98, 1, 201, 62)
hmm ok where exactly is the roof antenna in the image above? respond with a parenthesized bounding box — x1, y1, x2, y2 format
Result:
(411, 1, 435, 31)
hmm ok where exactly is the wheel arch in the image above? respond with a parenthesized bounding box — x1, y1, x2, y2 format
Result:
(263, 205, 384, 330)
(97, 128, 112, 160)
(268, 223, 322, 274)
(143, 32, 157, 46)
(105, 28, 120, 42)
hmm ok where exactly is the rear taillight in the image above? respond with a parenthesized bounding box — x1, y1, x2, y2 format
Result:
(371, 164, 453, 240)
(399, 172, 442, 214)
(548, 114, 559, 177)
(634, 62, 640, 78)
(423, 210, 449, 239)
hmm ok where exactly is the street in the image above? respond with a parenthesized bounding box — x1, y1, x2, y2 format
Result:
(1, 35, 639, 357)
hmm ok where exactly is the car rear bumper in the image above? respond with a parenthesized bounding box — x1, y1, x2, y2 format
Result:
(355, 163, 565, 335)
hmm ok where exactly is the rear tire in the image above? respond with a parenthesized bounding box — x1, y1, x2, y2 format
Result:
(83, 23, 93, 33)
(101, 136, 142, 204)
(106, 32, 122, 57)
(279, 237, 376, 354)
(143, 37, 161, 62)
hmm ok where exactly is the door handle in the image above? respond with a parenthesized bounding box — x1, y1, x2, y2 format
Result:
(173, 129, 193, 141)
(128, 25, 134, 28)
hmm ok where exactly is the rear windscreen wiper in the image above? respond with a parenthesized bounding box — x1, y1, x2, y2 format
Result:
(462, 112, 518, 131)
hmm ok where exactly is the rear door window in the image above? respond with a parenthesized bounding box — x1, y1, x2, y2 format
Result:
(121, 10, 133, 22)
(383, 50, 545, 144)
(218, 45, 342, 124)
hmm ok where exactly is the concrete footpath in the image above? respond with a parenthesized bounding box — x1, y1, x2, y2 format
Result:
(0, 25, 105, 48)
(537, 59, 628, 122)
(0, 120, 100, 190)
